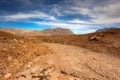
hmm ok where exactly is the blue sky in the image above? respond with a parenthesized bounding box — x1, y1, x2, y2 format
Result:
(0, 0, 120, 34)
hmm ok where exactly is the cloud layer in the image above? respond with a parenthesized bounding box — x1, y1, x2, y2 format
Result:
(0, 0, 120, 34)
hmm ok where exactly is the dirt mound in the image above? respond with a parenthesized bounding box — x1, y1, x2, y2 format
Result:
(36, 28, 120, 57)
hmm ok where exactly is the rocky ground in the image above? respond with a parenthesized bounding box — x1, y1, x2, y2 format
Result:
(12, 43, 120, 80)
(0, 30, 120, 80)
(0, 32, 50, 80)
(36, 28, 120, 57)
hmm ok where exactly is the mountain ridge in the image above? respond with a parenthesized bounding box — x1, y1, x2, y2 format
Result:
(0, 27, 73, 36)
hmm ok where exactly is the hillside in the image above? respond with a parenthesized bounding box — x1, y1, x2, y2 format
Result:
(0, 31, 50, 80)
(36, 28, 120, 57)
(0, 28, 33, 36)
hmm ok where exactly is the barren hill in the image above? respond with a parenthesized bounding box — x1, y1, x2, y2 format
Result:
(0, 28, 33, 35)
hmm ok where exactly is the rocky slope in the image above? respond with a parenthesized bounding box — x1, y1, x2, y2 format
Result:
(37, 28, 120, 57)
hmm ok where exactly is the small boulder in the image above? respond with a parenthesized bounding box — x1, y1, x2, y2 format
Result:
(13, 39, 18, 42)
(4, 73, 11, 79)
(18, 40, 24, 44)
(1, 48, 8, 52)
(27, 64, 31, 69)
(89, 35, 101, 41)
(2, 37, 8, 40)
(7, 56, 12, 61)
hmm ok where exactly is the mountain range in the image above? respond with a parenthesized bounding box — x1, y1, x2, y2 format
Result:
(0, 28, 73, 36)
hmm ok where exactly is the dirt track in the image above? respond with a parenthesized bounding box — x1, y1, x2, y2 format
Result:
(14, 43, 120, 80)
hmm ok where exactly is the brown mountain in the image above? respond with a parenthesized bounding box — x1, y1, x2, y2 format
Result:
(41, 28, 73, 35)
(0, 28, 73, 36)
(96, 27, 120, 32)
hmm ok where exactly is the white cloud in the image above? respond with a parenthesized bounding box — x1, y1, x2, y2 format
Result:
(2, 11, 56, 21)
(47, 16, 56, 21)
(68, 19, 90, 24)
(2, 0, 120, 25)
(67, 7, 91, 15)
(91, 2, 120, 24)
(59, 0, 120, 24)
(1, 0, 120, 34)
(34, 21, 94, 29)
(49, 4, 63, 16)
(34, 21, 97, 34)
(72, 28, 97, 34)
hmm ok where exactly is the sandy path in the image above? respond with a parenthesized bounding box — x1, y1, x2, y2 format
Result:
(15, 43, 120, 80)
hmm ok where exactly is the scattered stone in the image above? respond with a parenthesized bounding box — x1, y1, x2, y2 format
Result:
(0, 73, 2, 77)
(13, 47, 16, 49)
(1, 48, 8, 52)
(4, 73, 11, 79)
(27, 64, 31, 69)
(21, 74, 26, 78)
(7, 56, 12, 61)
(2, 37, 8, 40)
(61, 70, 68, 75)
(13, 39, 18, 42)
(89, 35, 101, 41)
(28, 52, 32, 54)
(23, 45, 27, 48)
(18, 40, 24, 44)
